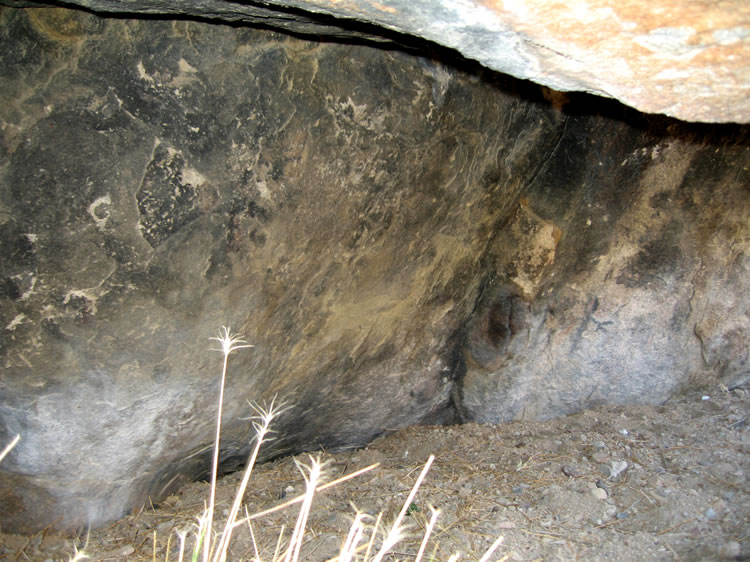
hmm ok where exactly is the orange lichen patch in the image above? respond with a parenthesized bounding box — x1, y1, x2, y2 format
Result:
(372, 2, 398, 14)
(475, 0, 750, 60)
(479, 0, 749, 34)
(541, 88, 572, 112)
(473, 0, 749, 120)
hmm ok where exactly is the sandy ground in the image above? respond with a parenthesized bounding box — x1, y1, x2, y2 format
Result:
(1, 384, 748, 561)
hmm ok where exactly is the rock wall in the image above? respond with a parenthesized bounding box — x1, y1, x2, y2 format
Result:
(0, 6, 748, 533)
(0, 6, 561, 532)
(459, 115, 750, 422)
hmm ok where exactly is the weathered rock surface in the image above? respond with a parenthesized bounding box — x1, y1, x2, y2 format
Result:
(0, 6, 559, 532)
(2, 0, 749, 123)
(0, 5, 748, 535)
(458, 117, 750, 423)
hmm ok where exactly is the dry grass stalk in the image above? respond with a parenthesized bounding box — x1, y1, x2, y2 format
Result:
(204, 327, 255, 562)
(64, 326, 503, 562)
(0, 434, 20, 463)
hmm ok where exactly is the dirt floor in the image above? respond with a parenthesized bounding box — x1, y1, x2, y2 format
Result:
(1, 384, 748, 561)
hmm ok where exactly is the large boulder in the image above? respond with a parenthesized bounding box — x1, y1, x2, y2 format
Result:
(0, 6, 559, 532)
(1, 0, 748, 123)
(0, 5, 748, 534)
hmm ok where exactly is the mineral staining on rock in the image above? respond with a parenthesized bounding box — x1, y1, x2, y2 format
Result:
(460, 123, 750, 423)
(0, 6, 553, 532)
(0, 5, 748, 534)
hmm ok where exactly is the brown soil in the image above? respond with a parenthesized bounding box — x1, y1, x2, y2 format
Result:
(2, 384, 748, 561)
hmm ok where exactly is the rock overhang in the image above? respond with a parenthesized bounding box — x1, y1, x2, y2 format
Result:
(1, 0, 748, 123)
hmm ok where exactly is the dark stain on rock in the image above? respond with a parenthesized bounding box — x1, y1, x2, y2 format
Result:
(617, 220, 685, 288)
(465, 288, 530, 371)
(0, 277, 21, 301)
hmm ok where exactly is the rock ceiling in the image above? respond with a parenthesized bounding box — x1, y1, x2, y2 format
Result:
(3, 0, 749, 123)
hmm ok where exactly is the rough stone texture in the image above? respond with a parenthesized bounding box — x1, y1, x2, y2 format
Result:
(458, 116, 750, 423)
(0, 5, 748, 535)
(2, 0, 749, 123)
(0, 6, 560, 532)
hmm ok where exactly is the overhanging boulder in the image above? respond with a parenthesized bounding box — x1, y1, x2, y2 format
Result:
(2, 0, 749, 122)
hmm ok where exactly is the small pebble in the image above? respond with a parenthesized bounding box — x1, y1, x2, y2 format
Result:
(593, 451, 609, 463)
(592, 487, 608, 500)
(609, 460, 628, 479)
(116, 545, 135, 556)
(719, 541, 741, 558)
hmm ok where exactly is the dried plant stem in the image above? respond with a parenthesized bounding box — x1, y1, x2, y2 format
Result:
(232, 463, 380, 528)
(204, 349, 229, 562)
(478, 535, 506, 562)
(371, 455, 435, 562)
(338, 512, 369, 562)
(414, 506, 440, 562)
(0, 434, 20, 463)
(204, 327, 253, 562)
(283, 457, 324, 562)
(213, 400, 284, 562)
(176, 529, 187, 562)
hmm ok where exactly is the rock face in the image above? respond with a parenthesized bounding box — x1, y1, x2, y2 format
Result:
(458, 119, 750, 423)
(2, 0, 748, 123)
(0, 6, 748, 534)
(0, 6, 560, 532)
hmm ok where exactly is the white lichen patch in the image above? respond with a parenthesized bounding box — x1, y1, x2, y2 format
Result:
(18, 274, 37, 301)
(256, 178, 271, 200)
(88, 194, 112, 230)
(181, 166, 206, 187)
(341, 96, 369, 125)
(506, 201, 561, 300)
(177, 58, 197, 74)
(170, 58, 200, 88)
(636, 27, 700, 58)
(5, 313, 26, 331)
(712, 27, 750, 46)
(136, 61, 155, 84)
